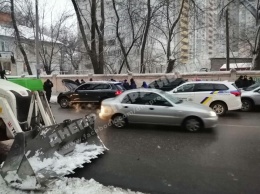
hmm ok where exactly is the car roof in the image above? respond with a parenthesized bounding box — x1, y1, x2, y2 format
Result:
(182, 81, 233, 84)
(84, 81, 122, 84)
(122, 88, 164, 94)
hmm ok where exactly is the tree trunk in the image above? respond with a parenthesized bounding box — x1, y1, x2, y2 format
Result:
(252, 26, 260, 70)
(10, 0, 33, 75)
(165, 0, 185, 72)
(112, 0, 131, 73)
(71, 0, 99, 73)
(140, 0, 151, 74)
(97, 0, 105, 74)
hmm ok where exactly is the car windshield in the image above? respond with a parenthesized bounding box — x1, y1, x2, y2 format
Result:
(244, 83, 260, 91)
(161, 91, 183, 104)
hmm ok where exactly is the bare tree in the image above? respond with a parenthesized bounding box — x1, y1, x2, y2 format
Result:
(111, 0, 144, 74)
(10, 0, 32, 74)
(71, 0, 105, 74)
(239, 0, 260, 70)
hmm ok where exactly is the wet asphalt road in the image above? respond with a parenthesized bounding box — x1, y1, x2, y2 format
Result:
(49, 104, 260, 194)
(1, 104, 260, 194)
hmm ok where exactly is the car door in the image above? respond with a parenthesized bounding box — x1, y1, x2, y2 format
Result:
(252, 87, 260, 105)
(91, 83, 112, 102)
(193, 83, 215, 105)
(138, 92, 180, 125)
(172, 83, 195, 102)
(74, 83, 97, 103)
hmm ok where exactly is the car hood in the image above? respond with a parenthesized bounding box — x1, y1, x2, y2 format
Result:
(62, 79, 80, 91)
(178, 101, 213, 113)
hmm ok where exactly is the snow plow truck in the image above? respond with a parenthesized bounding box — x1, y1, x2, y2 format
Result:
(0, 78, 106, 190)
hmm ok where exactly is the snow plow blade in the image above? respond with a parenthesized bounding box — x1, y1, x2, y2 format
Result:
(0, 114, 106, 190)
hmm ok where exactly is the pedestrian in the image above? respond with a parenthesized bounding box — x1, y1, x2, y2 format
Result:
(130, 78, 137, 89)
(0, 70, 7, 80)
(123, 79, 130, 90)
(111, 78, 116, 82)
(43, 79, 53, 103)
(75, 79, 80, 85)
(141, 81, 148, 88)
(90, 78, 93, 81)
(248, 77, 255, 86)
(81, 79, 85, 84)
(235, 75, 243, 88)
(242, 75, 249, 88)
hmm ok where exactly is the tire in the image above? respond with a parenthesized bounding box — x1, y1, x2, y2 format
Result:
(241, 99, 253, 112)
(111, 114, 127, 128)
(183, 117, 202, 132)
(210, 101, 227, 116)
(59, 98, 70, 108)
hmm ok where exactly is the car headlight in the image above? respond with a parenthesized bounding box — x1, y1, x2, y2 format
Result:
(210, 111, 217, 117)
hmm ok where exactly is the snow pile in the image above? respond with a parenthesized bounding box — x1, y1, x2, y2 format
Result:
(4, 171, 41, 190)
(28, 143, 106, 176)
(0, 176, 144, 194)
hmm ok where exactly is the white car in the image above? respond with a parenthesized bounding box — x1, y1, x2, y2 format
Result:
(168, 81, 242, 116)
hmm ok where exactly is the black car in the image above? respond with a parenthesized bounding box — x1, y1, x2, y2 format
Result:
(148, 78, 187, 91)
(57, 79, 125, 108)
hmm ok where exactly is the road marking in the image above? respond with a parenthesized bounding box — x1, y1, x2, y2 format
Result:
(218, 124, 260, 128)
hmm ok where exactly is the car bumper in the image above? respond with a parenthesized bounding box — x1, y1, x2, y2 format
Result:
(99, 113, 112, 121)
(203, 116, 218, 128)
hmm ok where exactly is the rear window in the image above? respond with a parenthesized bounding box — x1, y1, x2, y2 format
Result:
(214, 84, 229, 90)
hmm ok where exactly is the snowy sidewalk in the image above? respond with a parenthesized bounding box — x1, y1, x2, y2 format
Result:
(0, 176, 144, 194)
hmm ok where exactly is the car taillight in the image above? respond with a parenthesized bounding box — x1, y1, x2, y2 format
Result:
(230, 91, 241, 97)
(115, 90, 122, 95)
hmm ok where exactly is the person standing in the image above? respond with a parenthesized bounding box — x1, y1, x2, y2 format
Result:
(123, 79, 130, 90)
(43, 79, 53, 103)
(141, 81, 148, 88)
(130, 78, 137, 89)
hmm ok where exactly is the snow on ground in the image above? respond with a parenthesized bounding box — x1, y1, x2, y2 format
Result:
(50, 95, 58, 103)
(0, 176, 144, 194)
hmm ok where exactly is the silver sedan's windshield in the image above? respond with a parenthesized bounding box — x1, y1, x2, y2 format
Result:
(244, 83, 260, 91)
(161, 91, 183, 104)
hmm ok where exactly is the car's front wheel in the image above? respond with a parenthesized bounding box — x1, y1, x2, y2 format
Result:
(241, 99, 253, 112)
(210, 101, 227, 116)
(183, 117, 202, 132)
(111, 114, 127, 128)
(59, 98, 70, 108)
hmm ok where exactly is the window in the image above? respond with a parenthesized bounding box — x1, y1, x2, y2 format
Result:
(1, 41, 5, 51)
(93, 84, 111, 90)
(121, 92, 171, 106)
(194, 83, 214, 92)
(176, 84, 195, 92)
(77, 84, 93, 91)
(214, 84, 228, 91)
(140, 92, 171, 106)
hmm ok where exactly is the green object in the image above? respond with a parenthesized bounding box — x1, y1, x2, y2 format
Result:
(9, 78, 43, 91)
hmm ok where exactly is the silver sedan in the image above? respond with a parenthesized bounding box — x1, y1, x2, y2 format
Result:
(99, 89, 218, 132)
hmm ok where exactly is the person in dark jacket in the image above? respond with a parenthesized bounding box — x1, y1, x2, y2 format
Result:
(81, 79, 85, 84)
(242, 75, 249, 88)
(141, 81, 148, 88)
(43, 79, 53, 103)
(75, 79, 80, 85)
(130, 78, 137, 89)
(123, 79, 130, 90)
(235, 76, 243, 88)
(248, 77, 255, 86)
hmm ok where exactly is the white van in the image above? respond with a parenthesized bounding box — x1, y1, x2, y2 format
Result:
(168, 81, 242, 116)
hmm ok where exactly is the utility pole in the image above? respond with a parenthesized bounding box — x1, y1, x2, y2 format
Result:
(225, 7, 230, 71)
(35, 0, 40, 78)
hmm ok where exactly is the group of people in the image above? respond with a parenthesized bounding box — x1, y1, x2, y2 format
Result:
(122, 78, 148, 90)
(235, 75, 255, 88)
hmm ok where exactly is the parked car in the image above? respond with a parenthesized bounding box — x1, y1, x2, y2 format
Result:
(148, 78, 187, 91)
(57, 79, 125, 108)
(241, 83, 260, 112)
(99, 88, 218, 132)
(168, 81, 242, 116)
